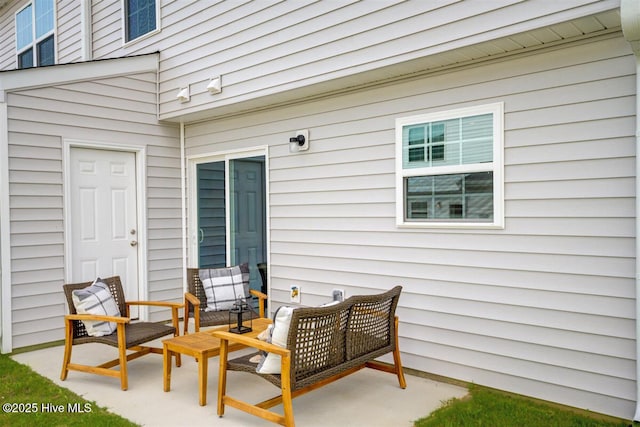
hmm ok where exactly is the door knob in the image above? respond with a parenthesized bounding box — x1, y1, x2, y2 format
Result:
(130, 240, 138, 247)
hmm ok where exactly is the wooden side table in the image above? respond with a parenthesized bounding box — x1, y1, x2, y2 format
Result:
(163, 317, 271, 406)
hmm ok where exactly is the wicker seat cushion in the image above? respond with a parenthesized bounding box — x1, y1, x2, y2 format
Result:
(73, 322, 176, 348)
(195, 304, 259, 328)
(71, 278, 121, 337)
(229, 352, 283, 388)
(199, 263, 250, 311)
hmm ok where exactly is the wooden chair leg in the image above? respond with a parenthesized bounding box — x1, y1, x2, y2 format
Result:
(117, 323, 128, 391)
(194, 309, 201, 333)
(393, 316, 407, 389)
(60, 319, 73, 381)
(170, 307, 182, 367)
(171, 306, 180, 334)
(183, 298, 190, 335)
(281, 353, 295, 427)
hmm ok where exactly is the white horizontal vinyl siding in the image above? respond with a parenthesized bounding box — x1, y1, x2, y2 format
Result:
(185, 34, 636, 419)
(0, 1, 621, 84)
(91, 0, 121, 59)
(0, 0, 22, 70)
(7, 71, 181, 348)
(56, 0, 82, 63)
(75, 0, 619, 120)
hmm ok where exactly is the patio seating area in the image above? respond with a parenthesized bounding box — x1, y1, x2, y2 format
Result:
(214, 286, 406, 426)
(12, 323, 468, 426)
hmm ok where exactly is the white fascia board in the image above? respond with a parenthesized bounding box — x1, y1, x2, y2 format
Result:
(0, 53, 159, 98)
(0, 101, 10, 353)
(621, 0, 640, 420)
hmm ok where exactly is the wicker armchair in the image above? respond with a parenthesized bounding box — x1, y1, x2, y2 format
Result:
(183, 267, 267, 334)
(214, 286, 405, 427)
(60, 276, 182, 391)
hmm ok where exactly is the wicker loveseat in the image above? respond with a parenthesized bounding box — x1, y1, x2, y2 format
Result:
(183, 267, 267, 334)
(213, 286, 406, 427)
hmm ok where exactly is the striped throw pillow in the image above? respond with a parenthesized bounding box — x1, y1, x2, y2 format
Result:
(71, 278, 121, 337)
(199, 263, 249, 312)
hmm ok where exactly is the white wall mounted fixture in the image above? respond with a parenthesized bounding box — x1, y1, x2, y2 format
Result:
(207, 76, 222, 94)
(177, 86, 190, 103)
(290, 285, 301, 303)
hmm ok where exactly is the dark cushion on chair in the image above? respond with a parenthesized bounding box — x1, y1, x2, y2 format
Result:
(73, 322, 176, 348)
(198, 306, 260, 328)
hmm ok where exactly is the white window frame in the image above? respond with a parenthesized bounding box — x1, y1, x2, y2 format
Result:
(15, 0, 56, 68)
(395, 102, 504, 229)
(121, 0, 160, 45)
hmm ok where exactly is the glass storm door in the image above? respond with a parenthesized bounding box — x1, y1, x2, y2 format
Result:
(197, 162, 226, 268)
(196, 155, 266, 293)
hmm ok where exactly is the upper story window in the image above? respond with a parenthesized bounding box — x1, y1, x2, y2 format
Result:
(125, 0, 158, 43)
(16, 0, 55, 69)
(395, 103, 504, 228)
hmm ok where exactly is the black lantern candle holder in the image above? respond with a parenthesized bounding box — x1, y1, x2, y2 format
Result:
(229, 299, 252, 334)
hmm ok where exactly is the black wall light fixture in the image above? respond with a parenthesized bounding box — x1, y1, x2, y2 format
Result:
(289, 134, 305, 146)
(289, 129, 309, 152)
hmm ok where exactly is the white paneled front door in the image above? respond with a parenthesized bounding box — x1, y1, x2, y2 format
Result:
(69, 147, 139, 312)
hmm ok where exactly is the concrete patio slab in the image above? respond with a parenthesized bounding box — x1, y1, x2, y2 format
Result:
(12, 335, 467, 427)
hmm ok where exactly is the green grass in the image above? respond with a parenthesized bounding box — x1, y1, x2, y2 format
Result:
(0, 354, 137, 427)
(0, 353, 633, 427)
(415, 385, 630, 427)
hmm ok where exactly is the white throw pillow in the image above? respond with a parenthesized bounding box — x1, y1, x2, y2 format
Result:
(71, 278, 121, 337)
(256, 306, 295, 374)
(199, 264, 248, 312)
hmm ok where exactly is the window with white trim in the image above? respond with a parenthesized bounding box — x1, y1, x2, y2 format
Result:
(395, 103, 504, 228)
(16, 0, 55, 69)
(124, 0, 158, 43)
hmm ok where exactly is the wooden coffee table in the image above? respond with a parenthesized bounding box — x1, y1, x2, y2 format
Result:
(163, 317, 271, 406)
